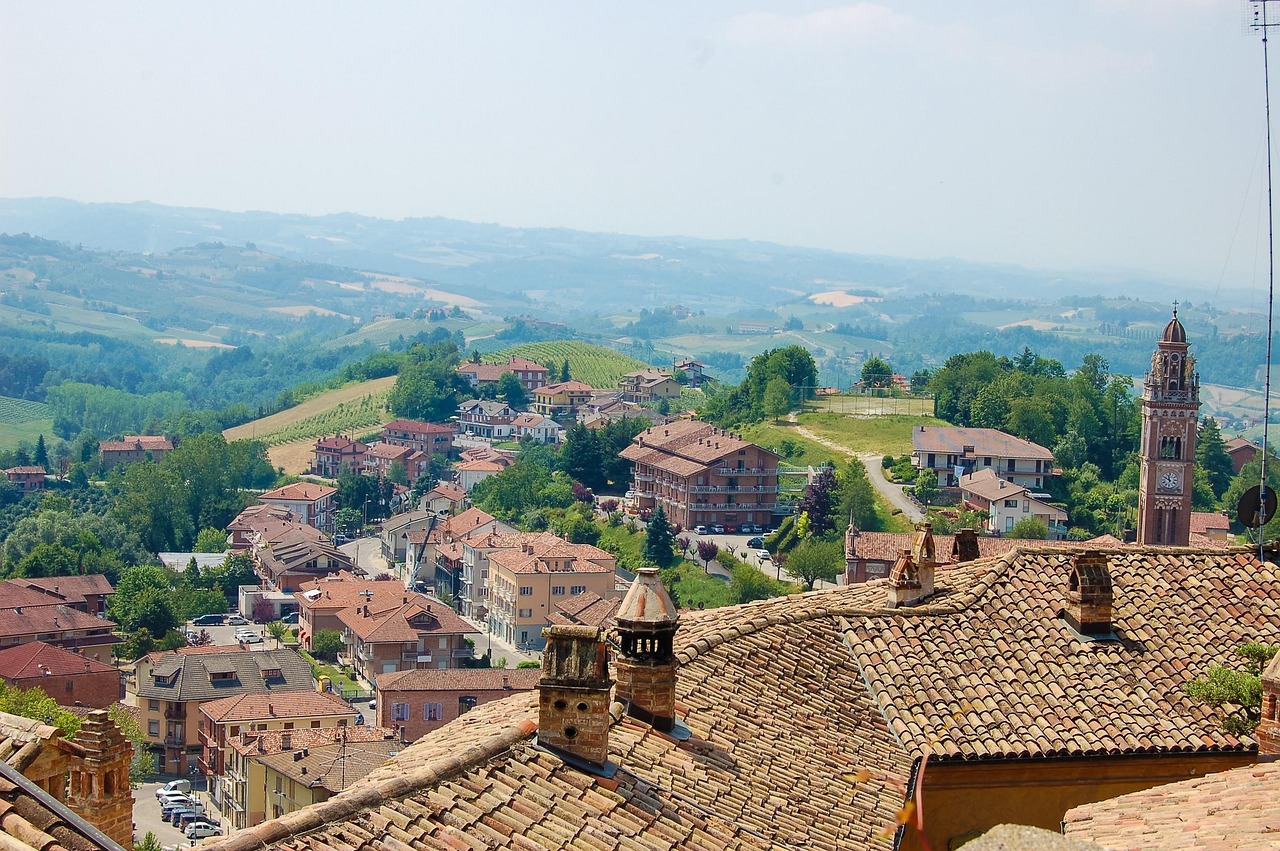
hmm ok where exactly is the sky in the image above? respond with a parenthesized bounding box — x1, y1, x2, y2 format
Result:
(0, 1, 1276, 292)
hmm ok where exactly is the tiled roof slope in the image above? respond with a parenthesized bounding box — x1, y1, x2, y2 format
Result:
(0, 641, 117, 678)
(199, 546, 1278, 851)
(136, 649, 314, 702)
(913, 425, 1053, 459)
(1063, 761, 1280, 850)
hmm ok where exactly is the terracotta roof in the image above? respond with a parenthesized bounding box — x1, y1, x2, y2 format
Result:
(0, 606, 117, 641)
(16, 575, 114, 606)
(313, 436, 366, 451)
(1225, 436, 1259, 453)
(381, 420, 454, 435)
(620, 420, 778, 475)
(1190, 511, 1230, 534)
(0, 710, 123, 851)
(362, 442, 412, 461)
(376, 668, 541, 693)
(227, 504, 298, 532)
(424, 482, 466, 501)
(511, 413, 554, 428)
(256, 735, 404, 796)
(230, 724, 401, 758)
(135, 649, 315, 702)
(260, 482, 338, 502)
(0, 641, 118, 679)
(337, 599, 472, 644)
(455, 459, 504, 472)
(547, 591, 622, 628)
(200, 546, 1280, 851)
(959, 467, 1029, 501)
(0, 582, 92, 611)
(3, 466, 46, 475)
(913, 425, 1053, 460)
(534, 380, 596, 395)
(1064, 761, 1280, 850)
(457, 359, 548, 383)
(486, 533, 616, 575)
(258, 534, 353, 582)
(201, 689, 353, 723)
(295, 574, 423, 612)
(99, 434, 173, 453)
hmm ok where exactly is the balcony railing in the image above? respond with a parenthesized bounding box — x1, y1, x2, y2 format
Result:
(716, 467, 772, 475)
(164, 706, 186, 720)
(688, 485, 777, 494)
(402, 652, 433, 663)
(451, 648, 474, 658)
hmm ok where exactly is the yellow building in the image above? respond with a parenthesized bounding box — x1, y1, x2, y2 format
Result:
(256, 727, 402, 821)
(486, 533, 618, 649)
(530, 380, 596, 417)
(206, 690, 362, 829)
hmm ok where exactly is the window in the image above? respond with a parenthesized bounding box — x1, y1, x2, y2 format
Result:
(519, 608, 533, 618)
(65, 680, 73, 692)
(551, 586, 565, 596)
(230, 726, 240, 737)
(391, 703, 410, 722)
(571, 585, 587, 595)
(148, 720, 160, 737)
(1005, 517, 1015, 532)
(438, 637, 448, 650)
(1004, 499, 1018, 508)
(1160, 436, 1183, 460)
(1006, 459, 1016, 471)
(519, 586, 533, 596)
(283, 722, 294, 730)
(1023, 502, 1030, 513)
(983, 457, 991, 467)
(148, 700, 160, 711)
(311, 720, 321, 728)
(424, 703, 444, 721)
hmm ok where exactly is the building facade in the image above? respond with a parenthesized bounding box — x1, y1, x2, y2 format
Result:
(258, 482, 337, 533)
(912, 425, 1056, 489)
(311, 436, 367, 478)
(375, 668, 540, 743)
(620, 420, 780, 530)
(379, 419, 455, 458)
(1136, 309, 1200, 546)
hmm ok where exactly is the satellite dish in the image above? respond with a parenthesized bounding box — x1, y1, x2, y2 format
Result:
(1237, 485, 1277, 529)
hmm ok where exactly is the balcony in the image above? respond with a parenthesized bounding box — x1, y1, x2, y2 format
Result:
(164, 705, 186, 720)
(163, 735, 185, 746)
(716, 467, 772, 475)
(402, 652, 433, 663)
(451, 648, 474, 659)
(688, 485, 777, 494)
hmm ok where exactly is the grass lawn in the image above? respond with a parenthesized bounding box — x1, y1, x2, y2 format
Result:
(738, 421, 842, 467)
(299, 649, 362, 695)
(795, 412, 948, 458)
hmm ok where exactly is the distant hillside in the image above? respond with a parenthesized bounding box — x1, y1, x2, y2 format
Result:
(222, 376, 396, 446)
(0, 395, 52, 451)
(485, 342, 650, 389)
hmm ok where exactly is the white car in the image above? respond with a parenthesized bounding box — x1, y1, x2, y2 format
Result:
(237, 632, 263, 644)
(226, 615, 250, 626)
(186, 821, 222, 839)
(756, 550, 771, 562)
(155, 779, 191, 798)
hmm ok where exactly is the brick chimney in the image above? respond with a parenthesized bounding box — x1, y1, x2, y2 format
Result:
(614, 567, 680, 732)
(951, 528, 980, 563)
(1064, 551, 1113, 636)
(1257, 653, 1280, 757)
(887, 548, 935, 608)
(66, 709, 134, 848)
(537, 625, 612, 768)
(911, 521, 937, 566)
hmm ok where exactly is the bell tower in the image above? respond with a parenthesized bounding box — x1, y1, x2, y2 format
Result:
(1137, 306, 1200, 546)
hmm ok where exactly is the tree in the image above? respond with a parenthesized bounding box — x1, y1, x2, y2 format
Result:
(763, 377, 791, 422)
(860, 357, 893, 390)
(695, 540, 719, 572)
(0, 681, 81, 736)
(133, 587, 179, 637)
(644, 506, 676, 568)
(797, 465, 838, 537)
(312, 629, 343, 662)
(837, 458, 881, 533)
(266, 621, 288, 648)
(784, 539, 843, 590)
(33, 434, 48, 467)
(1197, 417, 1235, 500)
(1185, 643, 1279, 735)
(560, 359, 571, 382)
(334, 508, 362, 536)
(498, 372, 527, 408)
(912, 468, 940, 509)
(194, 527, 228, 553)
(1009, 517, 1049, 539)
(108, 565, 174, 633)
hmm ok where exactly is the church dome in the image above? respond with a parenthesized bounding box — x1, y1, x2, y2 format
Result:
(1161, 311, 1187, 344)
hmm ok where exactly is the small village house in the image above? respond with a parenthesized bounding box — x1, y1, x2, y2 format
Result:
(375, 668, 540, 743)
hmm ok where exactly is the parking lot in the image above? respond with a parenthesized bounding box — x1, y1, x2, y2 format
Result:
(135, 780, 225, 848)
(184, 620, 281, 650)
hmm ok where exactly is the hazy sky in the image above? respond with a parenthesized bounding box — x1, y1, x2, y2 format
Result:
(1, 1, 1276, 290)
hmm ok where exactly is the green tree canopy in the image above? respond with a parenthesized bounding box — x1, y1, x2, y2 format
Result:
(498, 372, 527, 408)
(783, 539, 843, 590)
(860, 357, 893, 389)
(1196, 417, 1235, 501)
(194, 527, 228, 553)
(1009, 516, 1049, 539)
(644, 506, 676, 568)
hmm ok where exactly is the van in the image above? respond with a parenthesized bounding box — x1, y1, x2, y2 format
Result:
(155, 779, 192, 798)
(191, 614, 223, 626)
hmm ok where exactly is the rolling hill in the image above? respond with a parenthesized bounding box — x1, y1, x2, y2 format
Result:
(484, 342, 650, 389)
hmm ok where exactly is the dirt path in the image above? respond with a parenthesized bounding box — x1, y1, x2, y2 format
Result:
(788, 413, 925, 523)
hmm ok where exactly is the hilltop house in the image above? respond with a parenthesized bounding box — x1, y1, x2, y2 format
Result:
(456, 357, 549, 393)
(619, 368, 682, 404)
(620, 419, 780, 530)
(531, 380, 596, 418)
(98, 434, 174, 469)
(912, 425, 1056, 488)
(455, 400, 518, 439)
(3, 465, 45, 494)
(258, 481, 337, 533)
(674, 357, 709, 387)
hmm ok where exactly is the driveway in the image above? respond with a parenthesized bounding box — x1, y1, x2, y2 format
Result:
(785, 415, 924, 523)
(135, 780, 224, 848)
(341, 536, 392, 578)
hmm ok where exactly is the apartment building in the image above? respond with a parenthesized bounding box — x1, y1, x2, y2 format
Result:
(912, 425, 1056, 489)
(487, 533, 618, 650)
(337, 597, 474, 682)
(251, 727, 402, 824)
(375, 668, 540, 743)
(620, 420, 780, 530)
(258, 482, 338, 533)
(311, 436, 367, 478)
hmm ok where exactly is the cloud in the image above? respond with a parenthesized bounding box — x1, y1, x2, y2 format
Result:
(724, 4, 911, 49)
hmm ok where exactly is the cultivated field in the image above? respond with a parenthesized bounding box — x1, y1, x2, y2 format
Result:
(0, 395, 53, 451)
(223, 376, 397, 445)
(487, 341, 650, 388)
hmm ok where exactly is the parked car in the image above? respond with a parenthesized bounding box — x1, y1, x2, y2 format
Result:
(191, 613, 224, 626)
(156, 780, 192, 798)
(756, 550, 772, 562)
(710, 524, 725, 534)
(745, 524, 763, 534)
(280, 611, 299, 625)
(226, 615, 249, 626)
(746, 537, 764, 549)
(237, 632, 263, 645)
(693, 525, 708, 535)
(186, 821, 222, 840)
(169, 807, 202, 825)
(724, 523, 738, 534)
(158, 791, 192, 807)
(161, 802, 196, 820)
(178, 811, 213, 829)
(333, 533, 351, 544)
(367, 699, 376, 710)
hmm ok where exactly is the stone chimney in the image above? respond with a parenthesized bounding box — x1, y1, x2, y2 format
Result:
(951, 528, 980, 563)
(614, 567, 680, 732)
(66, 709, 134, 849)
(537, 625, 612, 768)
(1258, 653, 1280, 757)
(1064, 551, 1113, 636)
(911, 522, 937, 566)
(887, 549, 935, 608)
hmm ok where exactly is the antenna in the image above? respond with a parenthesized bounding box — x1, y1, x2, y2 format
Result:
(1247, 1, 1278, 560)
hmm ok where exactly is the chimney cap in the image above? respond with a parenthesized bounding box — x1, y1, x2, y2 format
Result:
(615, 567, 679, 630)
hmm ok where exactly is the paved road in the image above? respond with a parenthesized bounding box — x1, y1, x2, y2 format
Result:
(341, 536, 392, 577)
(785, 414, 924, 523)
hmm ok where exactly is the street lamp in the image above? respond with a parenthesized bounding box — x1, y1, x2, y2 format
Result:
(363, 499, 371, 531)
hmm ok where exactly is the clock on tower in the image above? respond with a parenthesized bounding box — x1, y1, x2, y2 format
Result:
(1137, 307, 1199, 546)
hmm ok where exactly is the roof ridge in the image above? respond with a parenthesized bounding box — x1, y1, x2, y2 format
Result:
(206, 715, 539, 851)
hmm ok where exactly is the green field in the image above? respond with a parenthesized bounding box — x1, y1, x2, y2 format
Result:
(796, 411, 947, 457)
(487, 341, 650, 389)
(0, 395, 53, 452)
(223, 376, 396, 446)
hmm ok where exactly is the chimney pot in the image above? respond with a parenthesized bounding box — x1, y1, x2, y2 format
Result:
(537, 625, 612, 768)
(1065, 550, 1113, 636)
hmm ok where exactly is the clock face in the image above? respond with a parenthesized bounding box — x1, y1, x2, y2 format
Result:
(1160, 471, 1180, 491)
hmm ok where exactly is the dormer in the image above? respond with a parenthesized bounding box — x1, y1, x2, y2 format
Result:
(1064, 551, 1113, 637)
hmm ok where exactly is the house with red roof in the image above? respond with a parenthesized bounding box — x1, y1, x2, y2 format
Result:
(0, 603, 118, 666)
(456, 357, 548, 393)
(258, 481, 337, 533)
(97, 435, 174, 469)
(418, 481, 467, 515)
(336, 595, 474, 683)
(913, 425, 1056, 489)
(3, 466, 46, 494)
(311, 435, 367, 478)
(1225, 435, 1260, 473)
(375, 668, 540, 742)
(379, 419, 455, 458)
(0, 641, 122, 708)
(363, 442, 429, 482)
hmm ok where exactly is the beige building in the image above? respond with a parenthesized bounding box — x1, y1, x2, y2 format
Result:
(255, 727, 403, 823)
(201, 689, 358, 830)
(486, 533, 618, 650)
(135, 648, 315, 775)
(258, 481, 338, 533)
(618, 368, 682, 404)
(337, 597, 474, 682)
